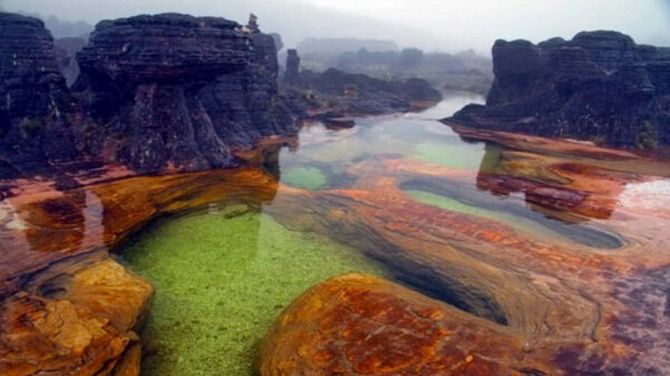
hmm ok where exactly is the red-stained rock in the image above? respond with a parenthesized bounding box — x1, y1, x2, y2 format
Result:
(260, 274, 552, 376)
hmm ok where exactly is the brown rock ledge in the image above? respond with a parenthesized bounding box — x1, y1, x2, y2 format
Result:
(260, 273, 553, 375)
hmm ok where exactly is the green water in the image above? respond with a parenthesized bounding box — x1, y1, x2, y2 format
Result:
(413, 141, 497, 170)
(123, 210, 386, 376)
(406, 189, 576, 244)
(281, 166, 327, 190)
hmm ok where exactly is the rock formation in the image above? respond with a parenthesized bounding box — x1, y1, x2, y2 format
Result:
(288, 66, 443, 116)
(0, 13, 78, 177)
(260, 274, 553, 375)
(445, 31, 670, 149)
(2, 130, 670, 374)
(284, 49, 301, 84)
(74, 13, 297, 173)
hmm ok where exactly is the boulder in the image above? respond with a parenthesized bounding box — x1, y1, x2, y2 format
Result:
(260, 274, 552, 375)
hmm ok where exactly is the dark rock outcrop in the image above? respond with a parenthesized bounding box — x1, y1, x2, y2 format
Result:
(446, 31, 670, 149)
(302, 68, 442, 114)
(0, 12, 78, 176)
(284, 48, 442, 117)
(284, 49, 301, 84)
(74, 13, 297, 173)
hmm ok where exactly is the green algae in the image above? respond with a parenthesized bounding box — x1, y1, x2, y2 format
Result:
(122, 211, 385, 376)
(281, 166, 327, 190)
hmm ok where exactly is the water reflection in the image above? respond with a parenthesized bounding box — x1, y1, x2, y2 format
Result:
(274, 94, 618, 248)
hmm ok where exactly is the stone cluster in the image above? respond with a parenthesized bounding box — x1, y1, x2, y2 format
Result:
(284, 49, 442, 116)
(0, 12, 299, 176)
(74, 13, 296, 173)
(447, 31, 670, 149)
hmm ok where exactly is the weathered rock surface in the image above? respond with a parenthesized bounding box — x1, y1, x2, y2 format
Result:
(283, 49, 301, 84)
(283, 49, 442, 117)
(2, 136, 670, 374)
(301, 68, 442, 114)
(74, 13, 297, 173)
(0, 13, 78, 176)
(0, 167, 282, 375)
(445, 30, 670, 149)
(0, 258, 152, 376)
(260, 274, 552, 375)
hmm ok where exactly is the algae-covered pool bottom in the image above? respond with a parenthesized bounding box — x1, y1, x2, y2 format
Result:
(122, 209, 387, 376)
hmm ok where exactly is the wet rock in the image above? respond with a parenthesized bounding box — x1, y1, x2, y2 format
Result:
(260, 274, 551, 375)
(0, 258, 152, 376)
(445, 30, 670, 149)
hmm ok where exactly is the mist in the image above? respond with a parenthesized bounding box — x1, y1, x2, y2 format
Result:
(1, 0, 668, 53)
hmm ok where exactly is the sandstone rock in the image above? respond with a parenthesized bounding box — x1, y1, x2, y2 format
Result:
(74, 13, 298, 173)
(293, 67, 442, 116)
(0, 12, 78, 175)
(284, 49, 301, 84)
(260, 274, 552, 375)
(0, 258, 152, 376)
(445, 30, 670, 149)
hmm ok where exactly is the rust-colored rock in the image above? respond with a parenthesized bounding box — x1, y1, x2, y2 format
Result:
(1, 127, 670, 374)
(0, 167, 280, 375)
(260, 274, 552, 375)
(0, 259, 152, 376)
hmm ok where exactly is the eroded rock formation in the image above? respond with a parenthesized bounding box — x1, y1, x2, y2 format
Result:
(0, 12, 300, 177)
(284, 49, 301, 84)
(1, 132, 670, 374)
(282, 49, 442, 117)
(260, 274, 552, 375)
(445, 31, 670, 149)
(0, 13, 78, 176)
(74, 13, 297, 173)
(298, 68, 443, 115)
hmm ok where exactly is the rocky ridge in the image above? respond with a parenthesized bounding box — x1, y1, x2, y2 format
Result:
(445, 30, 670, 149)
(0, 12, 299, 176)
(283, 49, 443, 118)
(74, 13, 297, 173)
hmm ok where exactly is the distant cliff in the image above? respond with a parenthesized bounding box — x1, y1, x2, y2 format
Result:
(283, 50, 442, 117)
(445, 31, 670, 149)
(0, 12, 299, 176)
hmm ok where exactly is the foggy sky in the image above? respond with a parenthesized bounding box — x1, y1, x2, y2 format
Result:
(1, 0, 668, 53)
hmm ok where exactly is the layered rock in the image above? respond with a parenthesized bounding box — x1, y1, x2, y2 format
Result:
(74, 13, 297, 173)
(260, 274, 552, 375)
(284, 49, 301, 84)
(283, 49, 442, 117)
(297, 68, 442, 115)
(0, 13, 78, 176)
(446, 30, 670, 149)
